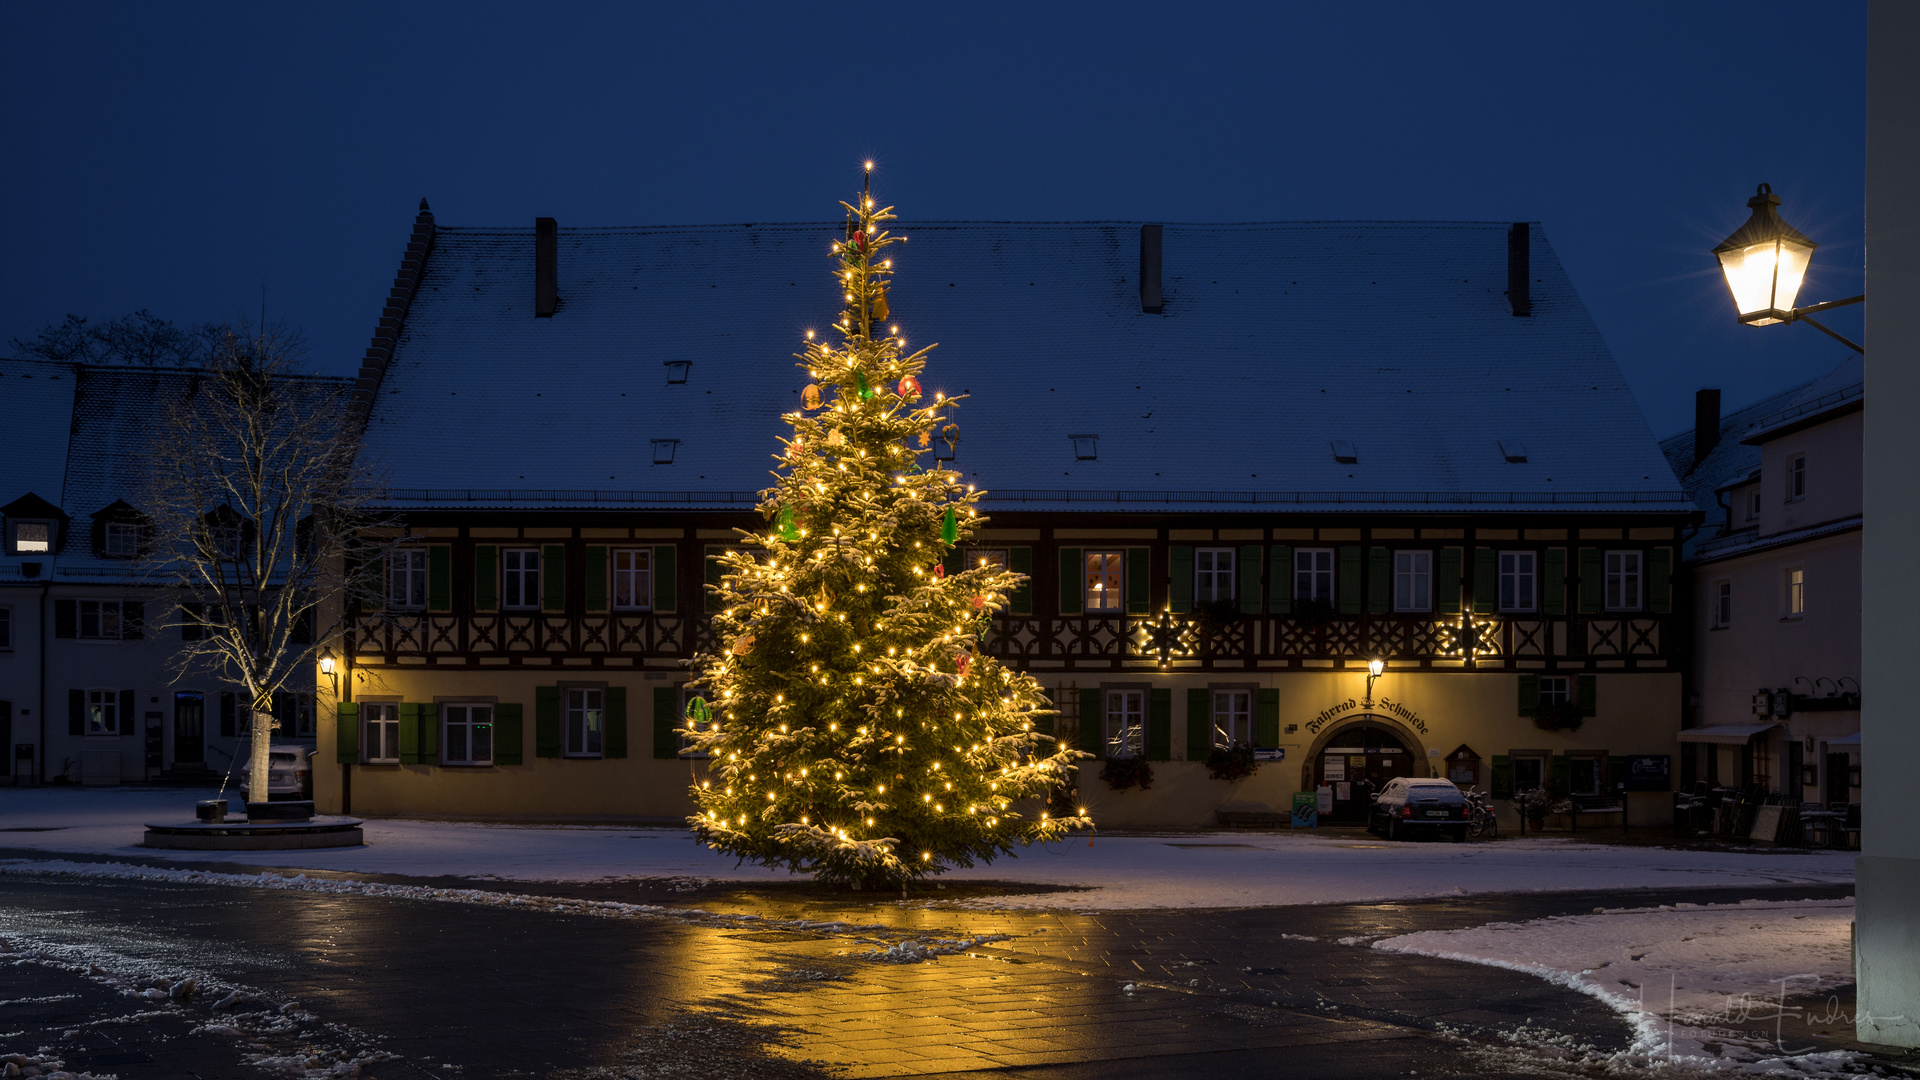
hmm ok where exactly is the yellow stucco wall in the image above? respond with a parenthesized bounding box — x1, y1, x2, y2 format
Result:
(318, 665, 1680, 828)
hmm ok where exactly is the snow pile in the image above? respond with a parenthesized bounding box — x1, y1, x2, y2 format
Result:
(857, 933, 1013, 962)
(0, 786, 1855, 911)
(1373, 899, 1866, 1075)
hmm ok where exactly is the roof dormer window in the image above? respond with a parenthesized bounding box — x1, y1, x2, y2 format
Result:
(14, 522, 50, 553)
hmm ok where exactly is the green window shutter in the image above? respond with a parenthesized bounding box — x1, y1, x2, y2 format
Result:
(1169, 546, 1194, 613)
(542, 545, 567, 612)
(652, 686, 680, 759)
(1577, 547, 1603, 614)
(704, 546, 725, 613)
(653, 545, 677, 612)
(494, 703, 523, 765)
(1548, 754, 1571, 797)
(1147, 688, 1172, 761)
(1490, 755, 1513, 798)
(1607, 754, 1627, 793)
(1517, 672, 1539, 717)
(335, 701, 359, 763)
(1577, 673, 1597, 716)
(1338, 547, 1363, 614)
(418, 702, 439, 762)
(473, 546, 498, 611)
(1034, 686, 1055, 737)
(1649, 547, 1673, 613)
(1269, 545, 1293, 614)
(1186, 688, 1211, 757)
(1366, 547, 1390, 613)
(604, 685, 627, 758)
(1472, 547, 1497, 614)
(1008, 546, 1033, 614)
(585, 546, 608, 612)
(943, 547, 964, 577)
(535, 686, 561, 758)
(1438, 547, 1462, 614)
(1238, 546, 1262, 614)
(1059, 548, 1083, 614)
(1078, 688, 1103, 756)
(1543, 547, 1567, 615)
(69, 688, 84, 735)
(427, 545, 452, 611)
(1256, 688, 1280, 749)
(398, 702, 422, 764)
(1126, 547, 1151, 615)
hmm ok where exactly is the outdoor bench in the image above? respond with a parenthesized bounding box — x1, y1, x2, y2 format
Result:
(1563, 794, 1625, 832)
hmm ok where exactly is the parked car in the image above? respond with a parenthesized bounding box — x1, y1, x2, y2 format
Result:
(1366, 777, 1468, 841)
(236, 744, 313, 800)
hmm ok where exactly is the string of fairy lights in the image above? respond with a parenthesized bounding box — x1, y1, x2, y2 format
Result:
(680, 165, 1089, 886)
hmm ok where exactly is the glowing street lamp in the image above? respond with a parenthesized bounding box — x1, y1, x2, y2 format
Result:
(1363, 658, 1385, 709)
(1712, 183, 1864, 352)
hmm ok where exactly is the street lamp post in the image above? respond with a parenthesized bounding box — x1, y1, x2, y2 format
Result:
(1363, 658, 1385, 709)
(1713, 183, 1865, 353)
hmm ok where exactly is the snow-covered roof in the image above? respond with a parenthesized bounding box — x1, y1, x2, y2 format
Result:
(361, 220, 1688, 514)
(1660, 356, 1861, 560)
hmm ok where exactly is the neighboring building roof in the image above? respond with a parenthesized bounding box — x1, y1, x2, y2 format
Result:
(359, 219, 1690, 514)
(1689, 514, 1862, 566)
(1659, 356, 1861, 559)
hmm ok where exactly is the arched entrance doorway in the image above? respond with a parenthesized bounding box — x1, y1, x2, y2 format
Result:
(1312, 720, 1419, 822)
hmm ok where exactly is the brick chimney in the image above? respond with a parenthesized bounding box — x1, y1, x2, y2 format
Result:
(1507, 223, 1532, 317)
(1694, 388, 1722, 469)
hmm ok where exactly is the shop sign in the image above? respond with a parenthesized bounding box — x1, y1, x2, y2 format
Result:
(1290, 792, 1318, 828)
(1304, 696, 1431, 736)
(1323, 755, 1347, 781)
(1254, 747, 1286, 761)
(1624, 755, 1672, 791)
(1316, 785, 1334, 814)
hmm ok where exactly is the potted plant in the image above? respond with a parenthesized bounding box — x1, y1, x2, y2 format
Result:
(1205, 743, 1259, 782)
(1512, 787, 1553, 827)
(1292, 596, 1337, 632)
(1099, 757, 1155, 791)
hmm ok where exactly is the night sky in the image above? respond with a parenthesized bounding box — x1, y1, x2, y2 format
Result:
(0, 3, 1865, 438)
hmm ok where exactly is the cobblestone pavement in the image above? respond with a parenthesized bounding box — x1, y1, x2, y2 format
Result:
(0, 851, 1866, 1080)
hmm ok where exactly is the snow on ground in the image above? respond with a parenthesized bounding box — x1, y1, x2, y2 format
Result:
(0, 785, 1854, 910)
(1375, 898, 1864, 1075)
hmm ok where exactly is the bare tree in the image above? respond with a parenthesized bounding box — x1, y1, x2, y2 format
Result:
(13, 309, 220, 366)
(140, 319, 393, 804)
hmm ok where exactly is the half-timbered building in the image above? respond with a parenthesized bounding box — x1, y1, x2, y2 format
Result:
(319, 203, 1694, 827)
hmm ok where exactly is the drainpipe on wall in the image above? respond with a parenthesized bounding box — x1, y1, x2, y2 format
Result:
(37, 580, 48, 784)
(341, 646, 353, 815)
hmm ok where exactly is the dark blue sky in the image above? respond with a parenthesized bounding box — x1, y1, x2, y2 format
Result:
(1, 3, 1864, 437)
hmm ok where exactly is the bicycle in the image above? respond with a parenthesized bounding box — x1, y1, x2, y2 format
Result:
(1463, 787, 1499, 839)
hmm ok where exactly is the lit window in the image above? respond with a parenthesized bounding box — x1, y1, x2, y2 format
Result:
(1085, 551, 1123, 613)
(443, 703, 495, 765)
(1714, 581, 1732, 628)
(1394, 551, 1431, 612)
(104, 522, 140, 557)
(565, 688, 604, 757)
(503, 549, 540, 609)
(389, 549, 428, 609)
(613, 548, 652, 610)
(15, 522, 49, 553)
(1195, 548, 1235, 603)
(1211, 689, 1252, 749)
(86, 688, 120, 736)
(1104, 689, 1144, 759)
(1786, 455, 1806, 502)
(1605, 551, 1643, 611)
(1786, 567, 1805, 618)
(1498, 551, 1536, 612)
(363, 703, 400, 763)
(1293, 549, 1334, 602)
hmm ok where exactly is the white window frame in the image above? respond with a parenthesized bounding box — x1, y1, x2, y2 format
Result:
(1104, 689, 1144, 759)
(1568, 755, 1604, 797)
(565, 687, 605, 758)
(1786, 455, 1806, 502)
(85, 688, 119, 736)
(502, 548, 541, 610)
(77, 599, 123, 640)
(363, 702, 400, 764)
(389, 548, 429, 610)
(1294, 548, 1334, 603)
(1085, 551, 1123, 614)
(104, 521, 140, 557)
(1713, 580, 1732, 629)
(1211, 688, 1253, 749)
(612, 548, 652, 610)
(1604, 550, 1643, 611)
(1498, 551, 1536, 613)
(1195, 548, 1236, 604)
(1393, 550, 1432, 613)
(1785, 566, 1805, 619)
(1511, 754, 1547, 793)
(442, 702, 495, 766)
(1538, 675, 1571, 709)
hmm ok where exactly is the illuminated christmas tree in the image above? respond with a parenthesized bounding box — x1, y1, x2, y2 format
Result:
(683, 167, 1091, 887)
